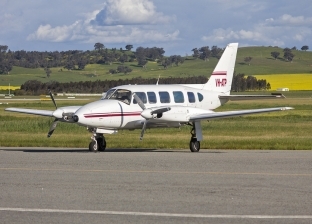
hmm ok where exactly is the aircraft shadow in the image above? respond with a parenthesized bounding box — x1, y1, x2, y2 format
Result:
(1, 147, 226, 153)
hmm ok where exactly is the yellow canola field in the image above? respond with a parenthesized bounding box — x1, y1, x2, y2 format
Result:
(254, 74, 312, 90)
(0, 86, 20, 90)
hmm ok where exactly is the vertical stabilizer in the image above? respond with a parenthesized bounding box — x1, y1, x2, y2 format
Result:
(203, 43, 238, 94)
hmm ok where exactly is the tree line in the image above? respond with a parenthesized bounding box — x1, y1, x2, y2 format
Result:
(14, 73, 268, 95)
(231, 74, 270, 92)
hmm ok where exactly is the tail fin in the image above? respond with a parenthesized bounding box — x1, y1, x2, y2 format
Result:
(203, 43, 238, 94)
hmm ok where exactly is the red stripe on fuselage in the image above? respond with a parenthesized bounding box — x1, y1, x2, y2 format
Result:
(84, 112, 141, 118)
(211, 71, 227, 76)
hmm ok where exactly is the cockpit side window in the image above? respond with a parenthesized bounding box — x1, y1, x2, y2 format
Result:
(133, 92, 147, 104)
(103, 89, 132, 105)
(102, 89, 116, 100)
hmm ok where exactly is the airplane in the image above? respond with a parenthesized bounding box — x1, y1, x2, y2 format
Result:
(5, 43, 293, 152)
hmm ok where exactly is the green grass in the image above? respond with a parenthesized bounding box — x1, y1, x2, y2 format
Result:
(1, 46, 312, 86)
(1, 92, 312, 150)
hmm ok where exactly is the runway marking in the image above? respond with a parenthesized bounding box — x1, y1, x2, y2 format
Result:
(0, 167, 311, 177)
(0, 208, 311, 219)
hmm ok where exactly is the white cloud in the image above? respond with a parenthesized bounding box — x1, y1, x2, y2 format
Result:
(265, 14, 312, 27)
(27, 0, 177, 45)
(201, 12, 312, 48)
(202, 28, 266, 42)
(27, 21, 84, 42)
(215, 0, 267, 12)
(92, 0, 174, 26)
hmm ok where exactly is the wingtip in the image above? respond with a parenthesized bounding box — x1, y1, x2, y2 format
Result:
(282, 107, 294, 110)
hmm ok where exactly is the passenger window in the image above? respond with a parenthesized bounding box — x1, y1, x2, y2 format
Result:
(197, 93, 204, 102)
(187, 92, 196, 103)
(147, 92, 157, 104)
(173, 91, 184, 103)
(133, 92, 147, 104)
(159, 91, 170, 103)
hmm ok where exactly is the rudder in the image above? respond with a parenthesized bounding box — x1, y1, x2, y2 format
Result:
(203, 43, 238, 95)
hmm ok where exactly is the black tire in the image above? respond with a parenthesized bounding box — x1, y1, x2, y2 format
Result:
(89, 141, 98, 152)
(189, 138, 200, 152)
(97, 138, 106, 152)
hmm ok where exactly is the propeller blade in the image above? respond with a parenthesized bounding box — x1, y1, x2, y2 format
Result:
(151, 107, 171, 114)
(47, 118, 58, 137)
(140, 120, 147, 141)
(132, 93, 146, 110)
(48, 89, 58, 109)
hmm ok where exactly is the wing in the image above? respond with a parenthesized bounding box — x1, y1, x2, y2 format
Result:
(219, 93, 285, 101)
(5, 106, 81, 119)
(189, 107, 293, 121)
(5, 108, 54, 117)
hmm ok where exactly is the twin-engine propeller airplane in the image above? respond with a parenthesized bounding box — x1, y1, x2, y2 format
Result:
(5, 43, 293, 152)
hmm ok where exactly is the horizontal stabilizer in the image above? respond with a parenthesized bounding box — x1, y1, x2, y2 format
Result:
(189, 107, 293, 121)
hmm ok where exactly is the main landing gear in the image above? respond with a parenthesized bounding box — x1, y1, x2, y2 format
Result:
(89, 132, 106, 152)
(189, 121, 202, 152)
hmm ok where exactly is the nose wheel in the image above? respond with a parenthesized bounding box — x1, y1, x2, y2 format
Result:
(89, 133, 106, 152)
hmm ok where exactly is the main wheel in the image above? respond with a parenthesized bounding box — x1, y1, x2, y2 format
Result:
(89, 141, 98, 152)
(190, 138, 200, 152)
(97, 137, 106, 152)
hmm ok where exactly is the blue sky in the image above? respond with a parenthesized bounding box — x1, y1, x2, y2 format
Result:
(1, 0, 311, 55)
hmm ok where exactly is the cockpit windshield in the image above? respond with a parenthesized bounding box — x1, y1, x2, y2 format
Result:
(101, 89, 132, 105)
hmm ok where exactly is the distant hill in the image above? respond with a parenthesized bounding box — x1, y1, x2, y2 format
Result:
(1, 46, 312, 86)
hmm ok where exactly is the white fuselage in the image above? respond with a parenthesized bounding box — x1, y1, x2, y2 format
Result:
(74, 84, 227, 131)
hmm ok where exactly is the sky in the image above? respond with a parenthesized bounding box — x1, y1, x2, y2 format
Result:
(1, 0, 311, 56)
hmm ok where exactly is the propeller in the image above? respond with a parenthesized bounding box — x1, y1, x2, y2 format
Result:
(49, 89, 58, 109)
(47, 89, 59, 138)
(132, 93, 171, 140)
(132, 93, 147, 140)
(47, 118, 58, 137)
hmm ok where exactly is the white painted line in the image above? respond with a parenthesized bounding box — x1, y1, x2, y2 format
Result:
(0, 208, 311, 219)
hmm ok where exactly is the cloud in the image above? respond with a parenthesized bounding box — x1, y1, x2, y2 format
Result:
(201, 13, 312, 47)
(92, 0, 173, 26)
(0, 13, 24, 33)
(265, 14, 312, 27)
(27, 0, 177, 45)
(27, 22, 82, 42)
(202, 28, 266, 42)
(215, 0, 267, 12)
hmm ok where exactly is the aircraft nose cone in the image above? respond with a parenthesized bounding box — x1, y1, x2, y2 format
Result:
(73, 115, 79, 122)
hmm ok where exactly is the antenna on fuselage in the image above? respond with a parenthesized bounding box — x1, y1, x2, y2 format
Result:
(156, 75, 160, 85)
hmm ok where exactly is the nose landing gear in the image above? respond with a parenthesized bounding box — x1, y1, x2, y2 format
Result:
(88, 131, 106, 152)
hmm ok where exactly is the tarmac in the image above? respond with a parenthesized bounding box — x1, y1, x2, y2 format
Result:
(0, 147, 311, 224)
